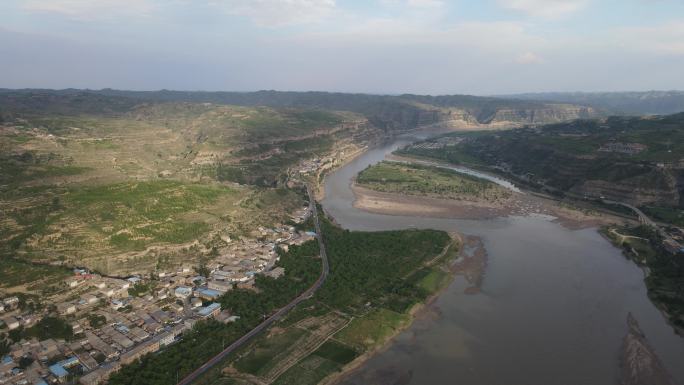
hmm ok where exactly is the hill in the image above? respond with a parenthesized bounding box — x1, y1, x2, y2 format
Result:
(397, 113, 684, 225)
(503, 91, 684, 116)
(0, 94, 375, 278)
(1, 89, 602, 131)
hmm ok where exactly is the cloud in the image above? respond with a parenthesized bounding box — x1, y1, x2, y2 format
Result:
(22, 0, 156, 20)
(212, 0, 336, 27)
(516, 51, 543, 64)
(497, 0, 588, 18)
(308, 19, 543, 52)
(406, 0, 444, 7)
(619, 21, 684, 55)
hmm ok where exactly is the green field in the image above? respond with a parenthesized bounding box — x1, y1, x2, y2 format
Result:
(312, 340, 358, 365)
(334, 308, 409, 349)
(234, 328, 308, 376)
(271, 354, 342, 385)
(357, 161, 509, 201)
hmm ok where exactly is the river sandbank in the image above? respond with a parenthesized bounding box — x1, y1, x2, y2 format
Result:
(352, 181, 624, 230)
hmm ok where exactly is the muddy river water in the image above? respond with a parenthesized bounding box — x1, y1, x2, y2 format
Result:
(321, 133, 684, 385)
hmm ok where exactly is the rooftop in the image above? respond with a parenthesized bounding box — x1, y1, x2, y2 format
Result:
(49, 363, 68, 378)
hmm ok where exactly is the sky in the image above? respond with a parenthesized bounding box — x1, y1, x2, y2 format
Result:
(1, 0, 684, 95)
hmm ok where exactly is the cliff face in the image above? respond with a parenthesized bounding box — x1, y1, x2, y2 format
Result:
(369, 104, 601, 131)
(486, 105, 597, 125)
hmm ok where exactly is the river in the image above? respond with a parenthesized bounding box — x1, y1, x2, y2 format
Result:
(321, 133, 684, 385)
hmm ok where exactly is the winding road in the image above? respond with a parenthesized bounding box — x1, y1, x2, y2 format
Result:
(177, 185, 329, 385)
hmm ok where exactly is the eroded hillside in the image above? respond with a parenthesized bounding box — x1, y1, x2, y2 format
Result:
(0, 95, 376, 278)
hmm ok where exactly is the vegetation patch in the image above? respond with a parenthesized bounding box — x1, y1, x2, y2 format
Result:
(311, 340, 358, 365)
(415, 267, 451, 293)
(271, 354, 341, 385)
(0, 258, 70, 288)
(641, 206, 684, 227)
(234, 327, 308, 376)
(357, 161, 509, 201)
(335, 308, 409, 349)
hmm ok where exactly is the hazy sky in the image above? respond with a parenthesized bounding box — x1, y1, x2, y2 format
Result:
(1, 0, 684, 94)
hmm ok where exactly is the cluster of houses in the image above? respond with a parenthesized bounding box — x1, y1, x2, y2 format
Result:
(0, 211, 315, 385)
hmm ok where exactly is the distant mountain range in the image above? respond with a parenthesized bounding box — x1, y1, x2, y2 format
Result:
(0, 88, 599, 131)
(501, 91, 684, 116)
(2, 89, 684, 132)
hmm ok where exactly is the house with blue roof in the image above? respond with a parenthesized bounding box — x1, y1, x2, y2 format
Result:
(197, 302, 221, 318)
(49, 363, 68, 381)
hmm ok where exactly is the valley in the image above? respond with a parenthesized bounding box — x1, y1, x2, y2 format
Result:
(1, 89, 683, 385)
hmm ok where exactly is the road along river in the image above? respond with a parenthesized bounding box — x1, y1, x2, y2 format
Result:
(321, 133, 684, 385)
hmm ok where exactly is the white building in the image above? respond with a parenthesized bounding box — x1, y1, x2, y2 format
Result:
(2, 316, 20, 330)
(208, 280, 233, 293)
(174, 286, 193, 299)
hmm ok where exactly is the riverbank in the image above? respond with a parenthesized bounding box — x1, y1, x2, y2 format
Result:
(320, 131, 684, 385)
(352, 181, 622, 230)
(324, 234, 463, 385)
(602, 225, 684, 336)
(312, 144, 368, 201)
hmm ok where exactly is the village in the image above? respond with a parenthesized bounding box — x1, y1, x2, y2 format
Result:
(0, 204, 314, 385)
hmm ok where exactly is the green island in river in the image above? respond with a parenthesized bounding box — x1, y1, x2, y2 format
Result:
(356, 161, 510, 202)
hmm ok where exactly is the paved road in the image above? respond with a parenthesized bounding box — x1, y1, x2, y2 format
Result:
(177, 186, 329, 385)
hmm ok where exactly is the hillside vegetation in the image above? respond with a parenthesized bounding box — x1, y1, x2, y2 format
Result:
(398, 113, 684, 223)
(1, 89, 602, 132)
(506, 91, 684, 116)
(0, 93, 370, 277)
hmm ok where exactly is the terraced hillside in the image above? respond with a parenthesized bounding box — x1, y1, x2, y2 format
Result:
(0, 94, 375, 278)
(397, 113, 684, 224)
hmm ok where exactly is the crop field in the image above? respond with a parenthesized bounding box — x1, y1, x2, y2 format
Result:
(334, 308, 409, 350)
(228, 312, 350, 383)
(356, 161, 510, 201)
(234, 328, 309, 376)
